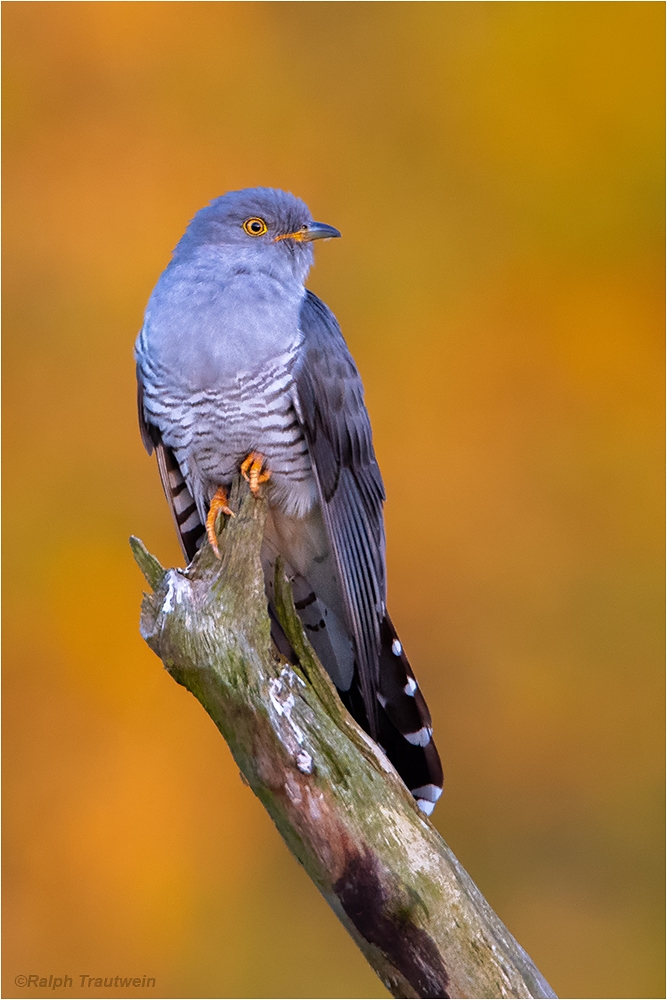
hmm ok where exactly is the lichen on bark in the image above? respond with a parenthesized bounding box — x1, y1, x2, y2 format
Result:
(131, 480, 557, 1000)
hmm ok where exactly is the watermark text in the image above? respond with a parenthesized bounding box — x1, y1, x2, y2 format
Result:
(14, 974, 156, 989)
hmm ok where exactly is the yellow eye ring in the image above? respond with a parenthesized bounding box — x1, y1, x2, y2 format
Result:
(243, 217, 268, 237)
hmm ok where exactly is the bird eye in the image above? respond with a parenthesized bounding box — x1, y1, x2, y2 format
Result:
(243, 217, 268, 237)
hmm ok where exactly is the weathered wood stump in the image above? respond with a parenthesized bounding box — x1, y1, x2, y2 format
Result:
(131, 480, 557, 1000)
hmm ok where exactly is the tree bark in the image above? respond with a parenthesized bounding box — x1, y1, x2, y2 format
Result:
(131, 481, 557, 1000)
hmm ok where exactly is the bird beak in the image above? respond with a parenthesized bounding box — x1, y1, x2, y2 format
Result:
(275, 222, 341, 243)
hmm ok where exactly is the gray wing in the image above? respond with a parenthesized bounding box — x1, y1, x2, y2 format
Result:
(293, 290, 386, 735)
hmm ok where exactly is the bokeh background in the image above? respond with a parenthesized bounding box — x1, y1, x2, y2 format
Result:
(3, 3, 664, 998)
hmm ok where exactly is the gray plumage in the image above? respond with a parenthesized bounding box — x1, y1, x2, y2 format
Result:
(136, 187, 442, 813)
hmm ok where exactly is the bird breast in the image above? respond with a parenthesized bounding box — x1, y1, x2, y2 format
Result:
(138, 267, 318, 522)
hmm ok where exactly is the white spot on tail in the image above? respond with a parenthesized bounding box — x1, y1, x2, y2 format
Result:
(391, 639, 402, 656)
(416, 799, 436, 816)
(404, 677, 418, 696)
(404, 725, 432, 747)
(411, 783, 442, 803)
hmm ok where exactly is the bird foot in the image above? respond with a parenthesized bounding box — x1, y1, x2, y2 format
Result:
(205, 486, 234, 559)
(240, 452, 271, 496)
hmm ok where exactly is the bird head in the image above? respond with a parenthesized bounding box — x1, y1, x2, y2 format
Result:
(173, 187, 340, 284)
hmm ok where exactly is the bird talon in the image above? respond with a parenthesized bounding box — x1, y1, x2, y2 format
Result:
(240, 452, 271, 496)
(206, 487, 234, 559)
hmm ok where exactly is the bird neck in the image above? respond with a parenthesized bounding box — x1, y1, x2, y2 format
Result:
(172, 242, 312, 290)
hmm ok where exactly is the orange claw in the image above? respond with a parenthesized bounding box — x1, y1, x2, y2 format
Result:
(205, 486, 234, 559)
(240, 452, 271, 496)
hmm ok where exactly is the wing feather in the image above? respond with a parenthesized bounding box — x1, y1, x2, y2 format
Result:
(293, 291, 386, 734)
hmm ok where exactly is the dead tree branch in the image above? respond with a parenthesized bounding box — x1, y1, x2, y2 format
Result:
(130, 481, 557, 1000)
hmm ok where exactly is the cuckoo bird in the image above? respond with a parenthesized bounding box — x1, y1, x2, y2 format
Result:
(135, 187, 443, 814)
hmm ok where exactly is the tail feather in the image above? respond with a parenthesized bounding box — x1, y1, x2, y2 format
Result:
(338, 618, 443, 815)
(269, 578, 444, 815)
(378, 617, 434, 749)
(376, 706, 443, 815)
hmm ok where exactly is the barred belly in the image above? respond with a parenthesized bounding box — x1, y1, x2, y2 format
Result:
(146, 354, 318, 524)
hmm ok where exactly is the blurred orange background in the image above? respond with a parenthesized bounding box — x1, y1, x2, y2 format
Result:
(3, 3, 664, 998)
